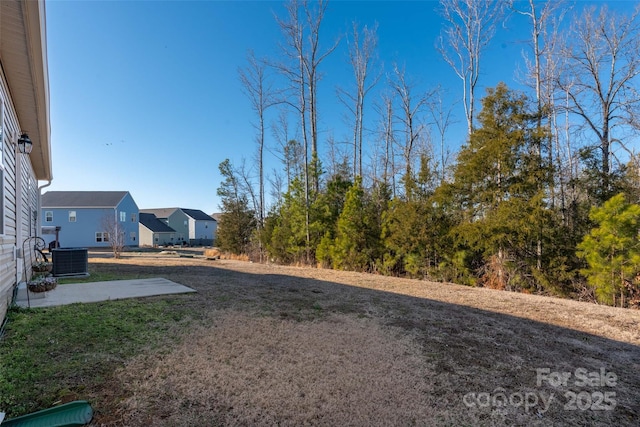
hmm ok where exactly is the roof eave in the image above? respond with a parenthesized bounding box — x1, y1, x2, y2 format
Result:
(2, 0, 52, 181)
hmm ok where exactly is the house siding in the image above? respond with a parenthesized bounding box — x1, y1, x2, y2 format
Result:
(117, 193, 139, 246)
(141, 209, 216, 246)
(188, 217, 196, 240)
(192, 219, 215, 246)
(166, 211, 189, 245)
(0, 63, 38, 322)
(0, 0, 52, 326)
(139, 224, 153, 246)
(156, 232, 176, 246)
(20, 154, 39, 243)
(42, 207, 111, 248)
(139, 226, 176, 247)
(42, 195, 140, 249)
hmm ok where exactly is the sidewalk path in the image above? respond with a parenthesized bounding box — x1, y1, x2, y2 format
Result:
(16, 278, 196, 308)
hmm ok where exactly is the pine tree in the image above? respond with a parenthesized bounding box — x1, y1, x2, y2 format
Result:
(266, 177, 309, 263)
(314, 171, 352, 268)
(216, 159, 257, 254)
(448, 83, 552, 290)
(332, 177, 376, 271)
(381, 154, 452, 278)
(577, 193, 640, 307)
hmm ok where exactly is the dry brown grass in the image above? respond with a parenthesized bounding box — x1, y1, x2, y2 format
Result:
(118, 312, 433, 426)
(220, 252, 250, 261)
(85, 251, 640, 426)
(204, 248, 221, 260)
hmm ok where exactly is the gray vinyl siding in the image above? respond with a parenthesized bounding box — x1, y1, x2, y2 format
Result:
(139, 225, 176, 247)
(190, 219, 215, 246)
(166, 210, 189, 244)
(0, 66, 37, 322)
(154, 232, 176, 246)
(139, 225, 153, 246)
(194, 219, 216, 243)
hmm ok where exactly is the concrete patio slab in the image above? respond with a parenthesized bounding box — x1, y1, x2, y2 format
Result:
(16, 278, 196, 308)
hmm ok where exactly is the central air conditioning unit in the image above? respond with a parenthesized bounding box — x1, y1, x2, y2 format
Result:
(52, 248, 89, 277)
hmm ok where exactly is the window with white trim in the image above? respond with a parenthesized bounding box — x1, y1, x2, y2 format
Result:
(69, 211, 76, 222)
(131, 213, 136, 222)
(45, 211, 53, 222)
(130, 231, 136, 241)
(120, 211, 126, 222)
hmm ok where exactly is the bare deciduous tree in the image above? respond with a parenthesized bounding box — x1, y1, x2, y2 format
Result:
(101, 214, 126, 259)
(268, 168, 285, 207)
(239, 51, 279, 227)
(270, 109, 304, 189)
(274, 0, 338, 261)
(234, 158, 260, 225)
(325, 134, 350, 179)
(390, 64, 432, 199)
(275, 0, 338, 192)
(516, 0, 567, 269)
(517, 0, 562, 125)
(372, 91, 398, 197)
(337, 22, 381, 179)
(428, 86, 457, 183)
(558, 4, 640, 197)
(274, 0, 311, 260)
(438, 0, 508, 135)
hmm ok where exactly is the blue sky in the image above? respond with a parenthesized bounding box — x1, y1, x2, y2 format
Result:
(44, 0, 632, 214)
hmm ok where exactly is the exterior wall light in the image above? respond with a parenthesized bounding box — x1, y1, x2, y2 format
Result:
(18, 133, 33, 154)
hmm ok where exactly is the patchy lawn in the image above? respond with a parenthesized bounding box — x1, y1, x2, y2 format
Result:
(2, 251, 639, 426)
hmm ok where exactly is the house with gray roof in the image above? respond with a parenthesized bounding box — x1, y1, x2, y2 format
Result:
(141, 207, 216, 246)
(41, 191, 139, 248)
(182, 208, 217, 246)
(139, 212, 177, 247)
(140, 208, 188, 246)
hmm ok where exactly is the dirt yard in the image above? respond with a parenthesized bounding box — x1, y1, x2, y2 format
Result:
(86, 251, 640, 426)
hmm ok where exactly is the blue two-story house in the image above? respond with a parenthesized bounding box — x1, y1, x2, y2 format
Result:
(41, 191, 139, 248)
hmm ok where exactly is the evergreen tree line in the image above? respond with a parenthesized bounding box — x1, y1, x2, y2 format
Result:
(216, 1, 640, 308)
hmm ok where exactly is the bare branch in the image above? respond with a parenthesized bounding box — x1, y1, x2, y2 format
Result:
(557, 4, 640, 194)
(437, 0, 509, 135)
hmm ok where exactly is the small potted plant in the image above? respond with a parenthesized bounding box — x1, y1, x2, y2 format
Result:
(27, 275, 57, 292)
(32, 261, 52, 273)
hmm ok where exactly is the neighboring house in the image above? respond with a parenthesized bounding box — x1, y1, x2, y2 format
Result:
(140, 208, 188, 246)
(182, 208, 217, 246)
(141, 208, 216, 246)
(0, 0, 53, 323)
(139, 212, 176, 247)
(41, 191, 139, 248)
